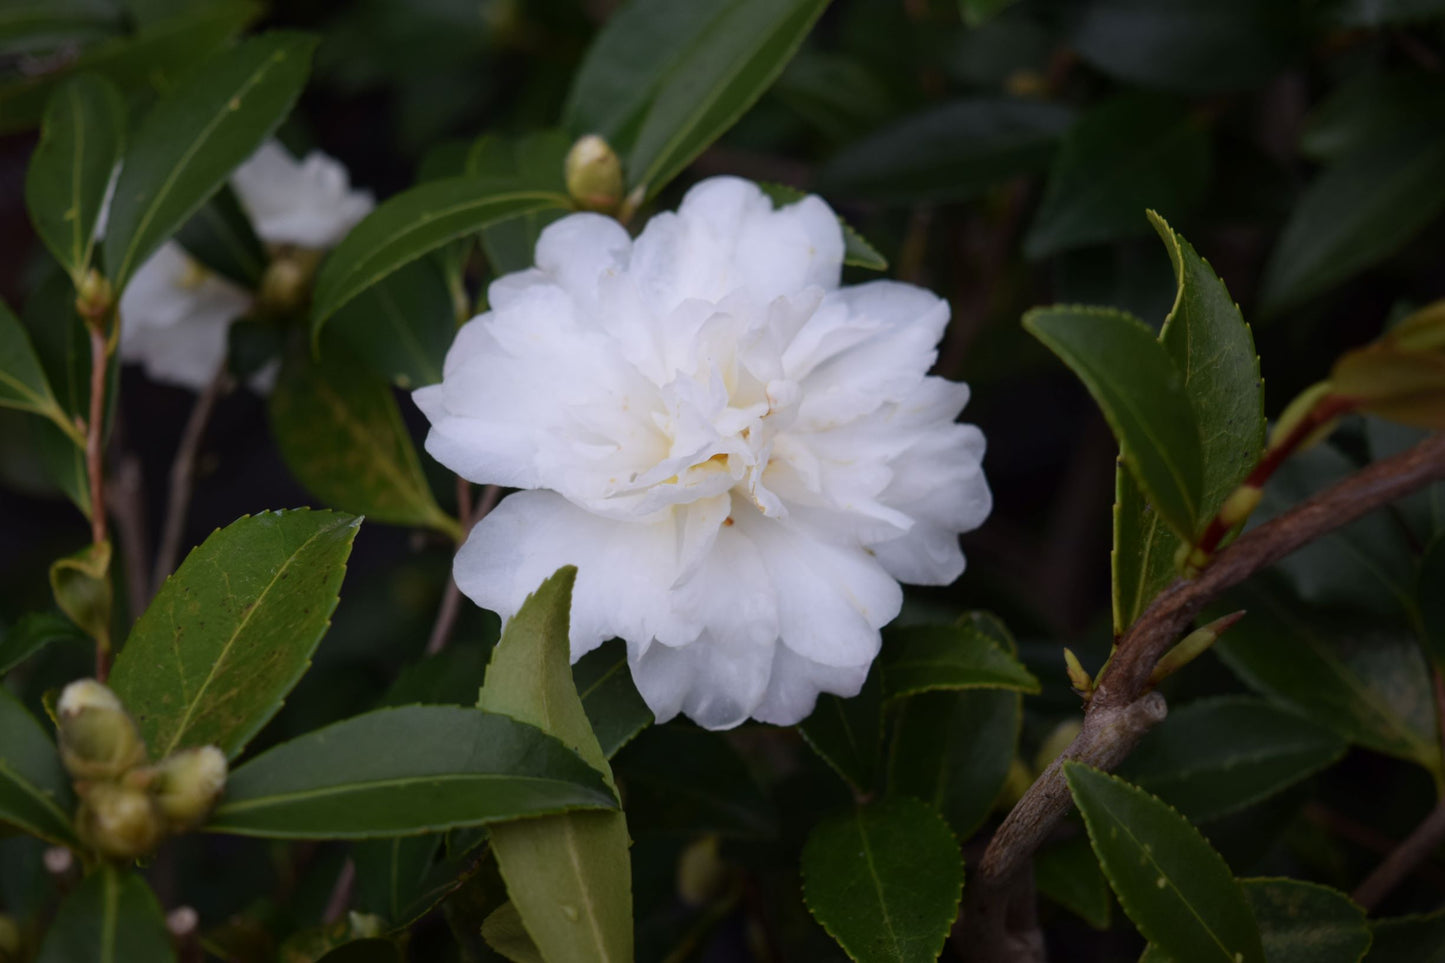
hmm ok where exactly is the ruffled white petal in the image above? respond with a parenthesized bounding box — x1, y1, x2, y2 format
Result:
(420, 176, 991, 729)
(230, 141, 374, 249)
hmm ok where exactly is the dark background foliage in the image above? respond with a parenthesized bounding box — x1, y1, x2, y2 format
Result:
(4, 0, 1445, 960)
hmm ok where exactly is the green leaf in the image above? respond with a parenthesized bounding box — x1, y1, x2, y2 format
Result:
(572, 638, 653, 760)
(49, 540, 113, 649)
(309, 177, 570, 339)
(0, 686, 77, 847)
(24, 74, 125, 281)
(1144, 878, 1371, 963)
(888, 688, 1020, 841)
(0, 1, 260, 135)
(1113, 214, 1264, 634)
(1118, 697, 1347, 824)
(35, 867, 175, 963)
(0, 296, 82, 446)
(1036, 835, 1112, 930)
(1300, 72, 1445, 165)
(468, 131, 571, 277)
(959, 0, 1018, 27)
(0, 0, 121, 57)
(109, 508, 361, 760)
(478, 567, 633, 963)
(1024, 95, 1211, 260)
(268, 340, 455, 535)
(613, 725, 775, 837)
(481, 902, 545, 963)
(879, 619, 1039, 701)
(756, 181, 887, 270)
(173, 184, 268, 288)
(1215, 582, 1440, 774)
(1064, 763, 1265, 963)
(207, 705, 617, 838)
(798, 668, 882, 792)
(818, 99, 1072, 205)
(1420, 536, 1445, 673)
(625, 0, 831, 199)
(1025, 304, 1203, 539)
(353, 834, 445, 927)
(1261, 122, 1445, 313)
(0, 611, 87, 676)
(1331, 0, 1445, 26)
(378, 646, 490, 710)
(102, 31, 316, 293)
(562, 0, 731, 148)
(327, 256, 453, 391)
(1067, 0, 1302, 93)
(1366, 909, 1445, 962)
(801, 798, 964, 963)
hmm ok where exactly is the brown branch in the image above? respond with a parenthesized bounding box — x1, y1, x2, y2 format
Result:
(961, 431, 1445, 960)
(86, 326, 108, 546)
(152, 365, 233, 596)
(424, 481, 501, 656)
(1353, 803, 1445, 910)
(321, 858, 356, 926)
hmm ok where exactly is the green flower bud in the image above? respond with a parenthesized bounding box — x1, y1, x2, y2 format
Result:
(57, 679, 147, 782)
(0, 914, 20, 962)
(676, 833, 730, 907)
(78, 782, 165, 860)
(74, 268, 114, 327)
(151, 746, 228, 830)
(565, 135, 624, 213)
(257, 247, 322, 316)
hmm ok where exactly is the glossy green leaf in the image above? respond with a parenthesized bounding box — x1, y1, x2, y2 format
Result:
(1025, 305, 1203, 540)
(1064, 763, 1265, 963)
(625, 0, 830, 199)
(268, 340, 455, 534)
(353, 834, 446, 927)
(1119, 697, 1346, 824)
(1365, 908, 1445, 962)
(109, 509, 361, 760)
(24, 74, 125, 281)
(572, 639, 653, 760)
(1144, 878, 1371, 963)
(1024, 95, 1210, 259)
(818, 99, 1072, 205)
(613, 725, 775, 837)
(378, 646, 490, 710)
(482, 902, 545, 963)
(0, 2, 259, 135)
(888, 687, 1020, 841)
(1113, 214, 1264, 634)
(880, 620, 1039, 701)
(468, 131, 571, 277)
(1215, 582, 1440, 774)
(0, 611, 86, 676)
(208, 705, 617, 837)
(103, 31, 316, 292)
(173, 184, 268, 288)
(49, 540, 112, 648)
(0, 686, 77, 847)
(478, 567, 633, 963)
(757, 181, 887, 270)
(0, 0, 121, 56)
(798, 669, 882, 792)
(1300, 72, 1445, 165)
(1261, 123, 1445, 313)
(35, 867, 175, 963)
(801, 798, 964, 963)
(1036, 835, 1112, 929)
(1067, 0, 1302, 93)
(562, 0, 730, 147)
(774, 50, 892, 144)
(309, 177, 570, 338)
(0, 296, 81, 445)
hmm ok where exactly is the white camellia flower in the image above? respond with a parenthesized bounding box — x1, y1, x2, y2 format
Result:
(415, 177, 991, 730)
(118, 141, 373, 391)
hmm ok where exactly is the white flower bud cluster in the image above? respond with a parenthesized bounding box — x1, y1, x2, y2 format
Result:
(57, 680, 227, 861)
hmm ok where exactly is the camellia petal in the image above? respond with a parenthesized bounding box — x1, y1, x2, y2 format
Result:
(420, 176, 990, 729)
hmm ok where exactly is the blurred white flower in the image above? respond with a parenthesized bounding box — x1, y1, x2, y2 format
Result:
(415, 177, 991, 729)
(118, 141, 373, 391)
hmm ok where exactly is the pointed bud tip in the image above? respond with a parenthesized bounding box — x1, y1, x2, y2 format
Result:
(78, 782, 164, 861)
(565, 134, 624, 213)
(152, 745, 228, 829)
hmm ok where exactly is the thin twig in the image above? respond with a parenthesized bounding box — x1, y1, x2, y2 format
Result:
(322, 858, 356, 926)
(424, 481, 501, 656)
(961, 431, 1445, 960)
(86, 327, 108, 546)
(1353, 803, 1445, 910)
(152, 365, 233, 596)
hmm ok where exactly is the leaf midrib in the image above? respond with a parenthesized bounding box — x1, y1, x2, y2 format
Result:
(215, 770, 609, 814)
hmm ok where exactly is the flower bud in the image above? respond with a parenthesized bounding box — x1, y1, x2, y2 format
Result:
(0, 915, 20, 962)
(257, 247, 322, 316)
(564, 135, 624, 213)
(74, 268, 114, 327)
(150, 746, 228, 830)
(57, 679, 147, 782)
(676, 833, 730, 907)
(77, 782, 165, 860)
